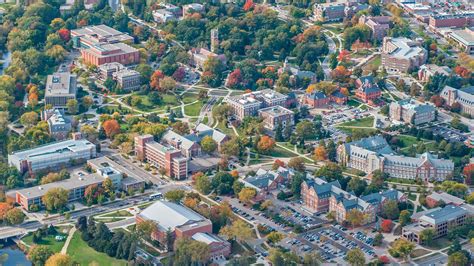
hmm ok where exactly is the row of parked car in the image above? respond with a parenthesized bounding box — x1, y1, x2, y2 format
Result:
(230, 206, 255, 221)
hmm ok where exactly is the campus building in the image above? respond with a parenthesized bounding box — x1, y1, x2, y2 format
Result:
(182, 3, 205, 16)
(418, 64, 452, 82)
(337, 135, 454, 181)
(429, 13, 474, 29)
(241, 167, 294, 201)
(389, 99, 436, 125)
(152, 9, 177, 23)
(71, 24, 134, 48)
(134, 135, 188, 180)
(354, 76, 382, 105)
(8, 136, 96, 175)
(402, 205, 469, 244)
(441, 86, 474, 116)
(113, 68, 141, 91)
(191, 233, 231, 261)
(303, 90, 348, 108)
(359, 15, 391, 41)
(381, 37, 427, 73)
(448, 28, 474, 54)
(188, 48, 226, 70)
(224, 89, 288, 121)
(44, 72, 77, 109)
(313, 1, 367, 22)
(258, 106, 294, 131)
(426, 191, 465, 208)
(136, 200, 213, 245)
(43, 109, 72, 140)
(14, 172, 105, 210)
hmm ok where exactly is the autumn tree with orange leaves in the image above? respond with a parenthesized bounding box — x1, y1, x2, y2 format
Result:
(243, 0, 254, 11)
(272, 159, 285, 170)
(331, 65, 351, 83)
(257, 136, 275, 154)
(150, 70, 165, 91)
(102, 119, 120, 138)
(337, 50, 350, 63)
(314, 145, 328, 161)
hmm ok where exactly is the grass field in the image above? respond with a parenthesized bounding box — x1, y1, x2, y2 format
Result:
(337, 127, 378, 135)
(22, 231, 68, 253)
(184, 101, 204, 116)
(347, 99, 362, 107)
(338, 116, 374, 127)
(363, 55, 381, 74)
(132, 93, 179, 112)
(67, 231, 127, 266)
(181, 92, 198, 104)
(215, 121, 235, 136)
(268, 146, 299, 158)
(100, 210, 133, 218)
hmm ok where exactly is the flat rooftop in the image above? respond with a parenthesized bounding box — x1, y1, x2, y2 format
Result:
(10, 139, 95, 163)
(258, 105, 294, 116)
(385, 37, 426, 59)
(420, 205, 467, 224)
(72, 24, 134, 43)
(45, 72, 77, 96)
(15, 173, 104, 199)
(87, 156, 146, 183)
(450, 28, 474, 46)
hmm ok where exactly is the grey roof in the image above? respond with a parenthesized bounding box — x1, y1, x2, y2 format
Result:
(185, 123, 227, 144)
(242, 167, 292, 191)
(450, 28, 474, 46)
(383, 37, 427, 60)
(45, 72, 77, 97)
(139, 200, 208, 231)
(420, 205, 467, 225)
(9, 139, 95, 163)
(163, 130, 196, 150)
(361, 189, 403, 205)
(306, 91, 328, 100)
(15, 173, 104, 199)
(71, 24, 133, 44)
(345, 135, 393, 155)
(441, 86, 474, 107)
(395, 99, 436, 113)
(357, 76, 381, 94)
(419, 64, 451, 76)
(192, 232, 226, 245)
(383, 152, 454, 169)
(258, 106, 294, 117)
(47, 109, 71, 126)
(428, 192, 465, 205)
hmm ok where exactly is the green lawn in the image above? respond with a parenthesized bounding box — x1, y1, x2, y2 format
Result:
(22, 231, 68, 253)
(216, 121, 235, 136)
(67, 231, 127, 266)
(347, 99, 361, 107)
(181, 92, 198, 104)
(101, 210, 133, 218)
(131, 93, 179, 112)
(184, 101, 204, 116)
(269, 146, 300, 158)
(363, 54, 381, 74)
(396, 135, 420, 149)
(337, 127, 378, 135)
(338, 116, 374, 127)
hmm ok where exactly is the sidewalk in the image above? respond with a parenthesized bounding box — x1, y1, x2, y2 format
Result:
(60, 227, 76, 254)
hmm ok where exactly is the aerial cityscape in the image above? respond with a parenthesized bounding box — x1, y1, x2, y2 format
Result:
(0, 0, 473, 265)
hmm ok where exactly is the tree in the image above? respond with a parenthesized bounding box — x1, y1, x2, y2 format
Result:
(291, 173, 304, 198)
(20, 111, 39, 128)
(373, 233, 383, 246)
(399, 210, 411, 226)
(66, 99, 78, 114)
(381, 219, 393, 233)
(238, 187, 256, 205)
(136, 220, 156, 240)
(448, 251, 468, 266)
(201, 135, 217, 153)
(420, 228, 435, 246)
(149, 70, 164, 90)
(164, 189, 185, 202)
(272, 159, 285, 170)
(28, 245, 53, 266)
(45, 254, 72, 266)
(389, 239, 415, 262)
(102, 178, 114, 197)
(159, 76, 177, 92)
(346, 248, 365, 266)
(102, 119, 120, 138)
(196, 175, 211, 194)
(347, 177, 367, 197)
(313, 145, 328, 161)
(267, 231, 283, 244)
(5, 208, 25, 225)
(381, 200, 400, 220)
(346, 209, 365, 228)
(288, 157, 306, 172)
(42, 188, 69, 212)
(220, 220, 253, 242)
(173, 238, 210, 265)
(257, 135, 275, 154)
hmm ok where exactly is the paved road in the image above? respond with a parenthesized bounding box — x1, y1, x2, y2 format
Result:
(413, 252, 447, 265)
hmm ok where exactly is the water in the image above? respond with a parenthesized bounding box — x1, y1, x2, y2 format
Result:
(0, 51, 11, 75)
(0, 241, 31, 266)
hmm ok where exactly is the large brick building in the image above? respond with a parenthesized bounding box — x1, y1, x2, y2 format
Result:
(258, 106, 294, 130)
(359, 15, 391, 41)
(224, 89, 288, 121)
(337, 135, 454, 182)
(429, 13, 474, 29)
(389, 99, 436, 125)
(355, 76, 382, 105)
(441, 85, 474, 117)
(381, 37, 427, 73)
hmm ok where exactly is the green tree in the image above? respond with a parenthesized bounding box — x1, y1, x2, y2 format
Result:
(347, 177, 367, 196)
(399, 210, 411, 226)
(5, 208, 25, 225)
(173, 238, 210, 265)
(42, 188, 68, 212)
(389, 239, 415, 262)
(373, 233, 383, 246)
(345, 248, 365, 266)
(28, 245, 53, 266)
(20, 111, 39, 128)
(381, 200, 400, 220)
(220, 220, 253, 242)
(164, 189, 185, 202)
(196, 174, 212, 194)
(66, 99, 78, 114)
(420, 229, 435, 246)
(448, 251, 468, 266)
(267, 231, 283, 244)
(200, 135, 217, 153)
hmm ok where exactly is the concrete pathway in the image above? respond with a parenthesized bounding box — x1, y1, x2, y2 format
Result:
(60, 227, 76, 254)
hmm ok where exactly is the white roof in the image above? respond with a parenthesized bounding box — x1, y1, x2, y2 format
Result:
(138, 201, 207, 231)
(191, 232, 225, 245)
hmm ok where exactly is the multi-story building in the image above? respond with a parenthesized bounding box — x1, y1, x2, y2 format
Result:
(313, 2, 345, 22)
(402, 205, 469, 244)
(71, 24, 134, 48)
(225, 89, 288, 121)
(337, 135, 454, 181)
(162, 130, 202, 158)
(44, 72, 77, 109)
(258, 106, 294, 130)
(426, 191, 465, 208)
(381, 37, 427, 73)
(113, 68, 141, 91)
(135, 135, 188, 180)
(359, 15, 391, 41)
(448, 28, 474, 54)
(429, 13, 474, 29)
(186, 123, 229, 151)
(418, 64, 452, 82)
(355, 76, 382, 105)
(183, 3, 205, 16)
(303, 91, 330, 108)
(98, 62, 124, 80)
(188, 48, 226, 70)
(43, 109, 72, 140)
(441, 85, 474, 116)
(8, 135, 96, 175)
(242, 167, 294, 196)
(80, 42, 140, 66)
(152, 9, 176, 23)
(14, 172, 104, 210)
(389, 99, 436, 125)
(136, 200, 212, 245)
(191, 233, 231, 261)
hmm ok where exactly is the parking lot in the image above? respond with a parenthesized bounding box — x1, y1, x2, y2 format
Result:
(281, 225, 376, 263)
(432, 125, 467, 143)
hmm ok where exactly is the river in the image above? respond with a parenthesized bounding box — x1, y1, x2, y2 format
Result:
(0, 241, 31, 266)
(0, 51, 11, 75)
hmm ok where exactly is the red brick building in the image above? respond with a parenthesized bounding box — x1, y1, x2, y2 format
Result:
(426, 191, 465, 208)
(192, 232, 231, 261)
(355, 76, 382, 105)
(80, 43, 140, 66)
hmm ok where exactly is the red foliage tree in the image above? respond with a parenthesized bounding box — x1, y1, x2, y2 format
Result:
(172, 67, 186, 82)
(379, 255, 390, 264)
(337, 50, 350, 63)
(227, 69, 242, 88)
(381, 219, 393, 233)
(430, 95, 445, 107)
(102, 119, 120, 138)
(463, 164, 474, 186)
(150, 70, 165, 90)
(454, 66, 471, 79)
(243, 0, 254, 11)
(58, 28, 70, 42)
(272, 159, 285, 170)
